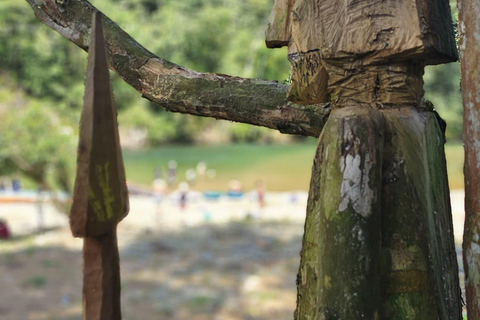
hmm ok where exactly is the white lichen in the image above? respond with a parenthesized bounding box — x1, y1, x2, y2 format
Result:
(338, 153, 375, 217)
(466, 102, 480, 170)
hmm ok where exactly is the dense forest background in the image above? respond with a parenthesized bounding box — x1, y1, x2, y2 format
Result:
(0, 0, 462, 187)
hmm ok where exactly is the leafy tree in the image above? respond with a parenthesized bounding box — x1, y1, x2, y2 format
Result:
(425, 62, 462, 141)
(0, 74, 76, 193)
(0, 0, 86, 111)
(0, 0, 464, 195)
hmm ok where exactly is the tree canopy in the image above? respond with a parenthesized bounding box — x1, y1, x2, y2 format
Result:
(0, 0, 462, 190)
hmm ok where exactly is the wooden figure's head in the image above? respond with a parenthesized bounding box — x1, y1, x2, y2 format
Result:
(266, 0, 458, 105)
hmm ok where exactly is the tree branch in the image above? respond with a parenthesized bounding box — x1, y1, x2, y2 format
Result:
(25, 0, 331, 137)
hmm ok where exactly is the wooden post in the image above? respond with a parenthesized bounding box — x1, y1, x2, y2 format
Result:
(459, 0, 480, 318)
(267, 0, 462, 318)
(70, 12, 129, 320)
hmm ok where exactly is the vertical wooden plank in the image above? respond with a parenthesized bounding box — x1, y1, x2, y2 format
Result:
(459, 0, 480, 317)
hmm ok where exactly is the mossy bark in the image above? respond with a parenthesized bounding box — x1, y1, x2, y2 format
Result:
(459, 0, 480, 317)
(380, 109, 461, 319)
(296, 107, 461, 319)
(296, 106, 384, 319)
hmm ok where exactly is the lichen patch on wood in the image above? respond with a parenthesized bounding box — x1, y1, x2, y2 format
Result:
(296, 107, 385, 319)
(339, 152, 375, 217)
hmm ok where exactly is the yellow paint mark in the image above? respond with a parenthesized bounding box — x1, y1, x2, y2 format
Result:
(97, 161, 114, 220)
(88, 186, 105, 221)
(88, 161, 115, 222)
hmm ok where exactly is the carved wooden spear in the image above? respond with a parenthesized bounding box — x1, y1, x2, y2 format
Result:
(70, 11, 129, 320)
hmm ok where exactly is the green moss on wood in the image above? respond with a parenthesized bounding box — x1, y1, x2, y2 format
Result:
(296, 107, 384, 319)
(297, 108, 461, 320)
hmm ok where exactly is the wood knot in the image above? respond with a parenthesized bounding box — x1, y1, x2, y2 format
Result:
(43, 0, 69, 26)
(55, 0, 67, 11)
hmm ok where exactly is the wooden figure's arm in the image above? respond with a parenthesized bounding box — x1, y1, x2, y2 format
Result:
(25, 0, 331, 138)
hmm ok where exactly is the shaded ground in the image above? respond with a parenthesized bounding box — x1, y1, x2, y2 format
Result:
(0, 191, 466, 320)
(120, 221, 302, 320)
(0, 221, 303, 320)
(0, 193, 306, 320)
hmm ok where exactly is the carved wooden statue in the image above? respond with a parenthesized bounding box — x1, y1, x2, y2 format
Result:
(266, 0, 461, 318)
(27, 0, 463, 318)
(70, 12, 129, 320)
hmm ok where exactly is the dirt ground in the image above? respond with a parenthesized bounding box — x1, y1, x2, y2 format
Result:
(0, 191, 466, 320)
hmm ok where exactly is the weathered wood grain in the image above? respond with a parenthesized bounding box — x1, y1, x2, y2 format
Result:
(459, 0, 480, 317)
(70, 12, 129, 238)
(266, 0, 458, 105)
(83, 233, 122, 320)
(380, 108, 461, 319)
(265, 0, 294, 48)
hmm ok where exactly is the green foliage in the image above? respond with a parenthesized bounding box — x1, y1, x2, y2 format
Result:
(0, 74, 77, 191)
(229, 123, 275, 143)
(93, 0, 290, 79)
(0, 0, 465, 191)
(420, 0, 462, 141)
(118, 102, 177, 145)
(0, 1, 86, 110)
(424, 62, 463, 141)
(0, 1, 81, 194)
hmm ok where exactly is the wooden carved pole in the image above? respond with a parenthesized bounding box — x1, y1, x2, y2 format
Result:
(267, 0, 462, 318)
(70, 12, 129, 320)
(459, 0, 480, 318)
